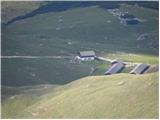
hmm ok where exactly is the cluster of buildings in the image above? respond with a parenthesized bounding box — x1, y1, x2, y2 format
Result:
(104, 60, 149, 75)
(76, 50, 149, 75)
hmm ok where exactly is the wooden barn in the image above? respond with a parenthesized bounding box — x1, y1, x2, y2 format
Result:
(111, 59, 124, 65)
(104, 62, 125, 75)
(129, 63, 149, 74)
(76, 51, 96, 61)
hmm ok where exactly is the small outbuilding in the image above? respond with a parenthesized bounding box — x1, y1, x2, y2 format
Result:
(76, 51, 96, 61)
(111, 59, 124, 65)
(104, 62, 125, 75)
(129, 63, 149, 74)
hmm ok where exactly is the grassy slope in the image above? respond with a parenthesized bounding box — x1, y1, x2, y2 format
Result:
(2, 72, 158, 118)
(1, 58, 95, 86)
(1, 1, 46, 23)
(104, 53, 158, 64)
(1, 4, 158, 86)
(101, 4, 159, 64)
(1, 3, 159, 118)
(3, 5, 158, 58)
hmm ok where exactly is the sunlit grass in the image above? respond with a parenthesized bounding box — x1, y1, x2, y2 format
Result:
(2, 72, 158, 118)
(103, 52, 158, 64)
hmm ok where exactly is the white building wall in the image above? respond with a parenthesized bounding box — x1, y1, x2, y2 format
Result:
(80, 57, 95, 61)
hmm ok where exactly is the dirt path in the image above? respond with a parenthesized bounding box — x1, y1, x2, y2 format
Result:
(98, 57, 140, 66)
(1, 56, 72, 59)
(2, 56, 140, 66)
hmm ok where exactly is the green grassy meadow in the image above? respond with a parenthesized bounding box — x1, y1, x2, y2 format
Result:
(2, 58, 92, 86)
(1, 1, 159, 119)
(2, 72, 159, 118)
(2, 5, 158, 56)
(2, 4, 158, 86)
(1, 1, 46, 23)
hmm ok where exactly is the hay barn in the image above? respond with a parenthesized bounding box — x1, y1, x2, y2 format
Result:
(129, 63, 149, 74)
(104, 62, 125, 75)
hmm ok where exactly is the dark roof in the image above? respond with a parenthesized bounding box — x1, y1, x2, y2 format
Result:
(104, 62, 125, 75)
(129, 63, 149, 74)
(111, 59, 124, 64)
(79, 51, 96, 57)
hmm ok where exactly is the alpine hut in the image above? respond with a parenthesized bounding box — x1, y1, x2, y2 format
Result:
(76, 51, 96, 61)
(104, 61, 125, 75)
(129, 63, 149, 74)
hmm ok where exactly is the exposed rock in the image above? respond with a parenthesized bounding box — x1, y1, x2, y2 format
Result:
(137, 33, 158, 49)
(117, 81, 125, 86)
(10, 96, 15, 99)
(30, 72, 36, 77)
(58, 18, 63, 22)
(108, 9, 140, 25)
(56, 27, 60, 30)
(67, 42, 72, 45)
(106, 20, 111, 23)
(137, 33, 149, 41)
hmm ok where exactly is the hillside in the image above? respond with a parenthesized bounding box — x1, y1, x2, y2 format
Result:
(2, 72, 158, 118)
(1, 1, 46, 23)
(2, 2, 159, 86)
(1, 1, 159, 119)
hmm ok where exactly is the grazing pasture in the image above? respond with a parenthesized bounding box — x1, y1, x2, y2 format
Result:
(1, 1, 159, 118)
(2, 72, 159, 118)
